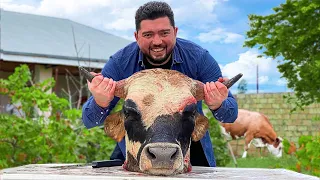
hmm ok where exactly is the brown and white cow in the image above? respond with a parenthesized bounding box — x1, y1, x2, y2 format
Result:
(220, 109, 283, 158)
(80, 68, 241, 176)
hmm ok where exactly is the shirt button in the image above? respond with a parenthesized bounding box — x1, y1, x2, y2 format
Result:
(101, 112, 104, 115)
(96, 122, 98, 124)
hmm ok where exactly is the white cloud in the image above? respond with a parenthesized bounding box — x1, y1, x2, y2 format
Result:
(176, 29, 189, 39)
(104, 18, 135, 31)
(37, 0, 113, 15)
(276, 79, 287, 86)
(1, 0, 228, 40)
(220, 49, 275, 85)
(1, 0, 37, 13)
(172, 0, 220, 29)
(197, 28, 244, 44)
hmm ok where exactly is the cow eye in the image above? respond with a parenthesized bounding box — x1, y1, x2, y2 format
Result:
(182, 103, 197, 119)
(123, 99, 141, 119)
(123, 106, 140, 119)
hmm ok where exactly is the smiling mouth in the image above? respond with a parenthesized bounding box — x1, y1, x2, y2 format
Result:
(151, 47, 165, 52)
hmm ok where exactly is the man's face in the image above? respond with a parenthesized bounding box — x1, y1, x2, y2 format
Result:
(135, 17, 178, 65)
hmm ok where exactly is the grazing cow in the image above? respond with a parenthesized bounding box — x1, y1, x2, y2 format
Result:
(220, 109, 283, 158)
(81, 67, 241, 176)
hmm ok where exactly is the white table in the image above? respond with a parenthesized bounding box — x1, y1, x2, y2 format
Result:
(1, 164, 318, 180)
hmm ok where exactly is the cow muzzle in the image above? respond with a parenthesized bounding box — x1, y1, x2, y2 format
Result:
(139, 143, 184, 175)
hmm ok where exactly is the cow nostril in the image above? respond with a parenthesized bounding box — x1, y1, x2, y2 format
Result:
(147, 147, 157, 160)
(171, 149, 178, 160)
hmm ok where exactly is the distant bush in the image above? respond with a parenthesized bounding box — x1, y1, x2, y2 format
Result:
(0, 65, 115, 169)
(283, 135, 320, 177)
(203, 103, 231, 166)
(295, 135, 320, 177)
(0, 113, 116, 169)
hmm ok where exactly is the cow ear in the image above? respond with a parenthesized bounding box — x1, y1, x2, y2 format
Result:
(191, 114, 209, 142)
(104, 111, 125, 142)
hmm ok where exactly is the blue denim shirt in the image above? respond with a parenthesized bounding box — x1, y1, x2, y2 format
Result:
(82, 38, 238, 167)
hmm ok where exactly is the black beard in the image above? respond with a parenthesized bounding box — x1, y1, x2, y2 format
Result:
(145, 48, 171, 65)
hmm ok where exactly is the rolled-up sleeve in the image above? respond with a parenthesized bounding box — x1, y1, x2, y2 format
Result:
(211, 92, 238, 123)
(81, 55, 122, 129)
(82, 97, 108, 128)
(198, 50, 238, 123)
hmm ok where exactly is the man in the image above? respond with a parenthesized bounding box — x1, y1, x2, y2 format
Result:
(82, 1, 238, 167)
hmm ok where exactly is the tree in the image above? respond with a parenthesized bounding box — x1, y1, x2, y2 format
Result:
(237, 79, 248, 94)
(0, 65, 116, 169)
(244, 0, 320, 110)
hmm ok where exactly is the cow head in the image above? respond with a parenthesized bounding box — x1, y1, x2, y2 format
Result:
(266, 137, 283, 158)
(77, 67, 240, 175)
(104, 69, 209, 175)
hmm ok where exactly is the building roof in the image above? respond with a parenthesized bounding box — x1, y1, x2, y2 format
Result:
(0, 10, 132, 68)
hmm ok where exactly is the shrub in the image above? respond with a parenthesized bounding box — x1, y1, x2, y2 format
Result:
(0, 65, 115, 169)
(283, 135, 320, 177)
(203, 103, 231, 166)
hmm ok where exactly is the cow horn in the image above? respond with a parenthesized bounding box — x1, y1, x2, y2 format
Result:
(193, 73, 243, 101)
(79, 66, 126, 99)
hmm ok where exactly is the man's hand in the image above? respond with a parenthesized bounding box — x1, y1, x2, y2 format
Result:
(204, 77, 228, 110)
(87, 72, 116, 108)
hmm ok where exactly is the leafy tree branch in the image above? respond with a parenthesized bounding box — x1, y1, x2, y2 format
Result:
(244, 0, 320, 110)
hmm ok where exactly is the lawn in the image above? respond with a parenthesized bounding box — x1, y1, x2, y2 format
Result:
(226, 155, 296, 168)
(225, 155, 317, 177)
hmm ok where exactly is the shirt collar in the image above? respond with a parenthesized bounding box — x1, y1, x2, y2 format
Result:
(138, 45, 183, 67)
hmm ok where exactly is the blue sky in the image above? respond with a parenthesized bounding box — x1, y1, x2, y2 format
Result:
(1, 0, 290, 94)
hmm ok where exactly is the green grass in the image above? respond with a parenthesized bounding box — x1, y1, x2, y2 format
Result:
(225, 155, 297, 169)
(224, 155, 317, 177)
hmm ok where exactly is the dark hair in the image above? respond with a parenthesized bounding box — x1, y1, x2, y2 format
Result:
(135, 1, 175, 31)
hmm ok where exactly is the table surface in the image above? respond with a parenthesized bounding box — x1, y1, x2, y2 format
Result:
(1, 164, 319, 180)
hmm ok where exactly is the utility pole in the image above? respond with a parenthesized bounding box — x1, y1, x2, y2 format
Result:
(256, 64, 259, 94)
